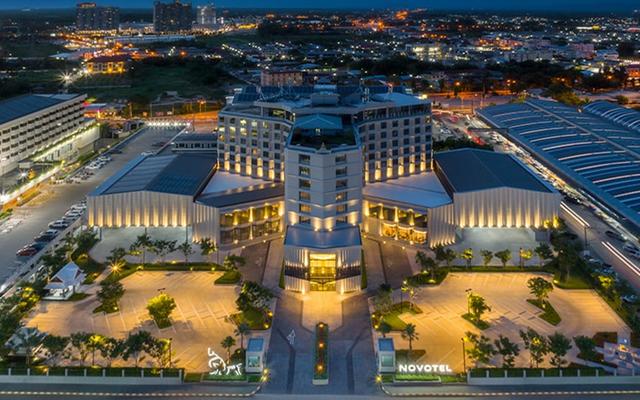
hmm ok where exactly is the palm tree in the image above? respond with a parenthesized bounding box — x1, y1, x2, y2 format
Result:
(401, 323, 419, 355)
(221, 336, 236, 362)
(177, 241, 194, 264)
(376, 321, 392, 338)
(480, 250, 493, 267)
(460, 248, 474, 269)
(106, 247, 127, 274)
(12, 327, 45, 367)
(199, 238, 218, 265)
(130, 233, 153, 266)
(234, 322, 250, 350)
(87, 334, 106, 366)
(223, 255, 246, 271)
(534, 243, 553, 267)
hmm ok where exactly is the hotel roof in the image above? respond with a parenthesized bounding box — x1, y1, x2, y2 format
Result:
(90, 153, 216, 197)
(478, 99, 640, 228)
(284, 225, 361, 249)
(0, 94, 83, 126)
(434, 148, 555, 194)
(363, 172, 452, 210)
(196, 171, 284, 208)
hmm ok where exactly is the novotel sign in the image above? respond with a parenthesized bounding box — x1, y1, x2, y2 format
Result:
(397, 364, 453, 374)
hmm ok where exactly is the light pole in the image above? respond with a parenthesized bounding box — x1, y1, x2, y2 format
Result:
(461, 337, 467, 372)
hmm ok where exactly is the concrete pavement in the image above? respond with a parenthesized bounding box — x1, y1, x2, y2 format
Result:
(0, 127, 182, 284)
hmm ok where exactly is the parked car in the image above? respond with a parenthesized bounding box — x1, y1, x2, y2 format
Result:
(606, 230, 626, 241)
(29, 242, 47, 251)
(623, 242, 639, 253)
(48, 220, 69, 230)
(622, 294, 640, 304)
(16, 246, 38, 257)
(34, 231, 57, 242)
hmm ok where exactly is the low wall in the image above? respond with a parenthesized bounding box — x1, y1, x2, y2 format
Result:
(468, 370, 640, 386)
(0, 368, 182, 386)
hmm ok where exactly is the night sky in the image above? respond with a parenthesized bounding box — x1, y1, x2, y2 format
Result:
(1, 0, 638, 11)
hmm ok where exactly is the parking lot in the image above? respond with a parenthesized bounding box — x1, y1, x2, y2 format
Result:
(26, 271, 239, 371)
(0, 126, 182, 284)
(387, 272, 630, 372)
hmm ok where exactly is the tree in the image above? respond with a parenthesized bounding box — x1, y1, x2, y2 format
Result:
(199, 237, 218, 265)
(133, 233, 153, 266)
(494, 335, 519, 368)
(548, 332, 572, 368)
(495, 249, 512, 268)
(234, 322, 250, 350)
(465, 332, 496, 367)
(87, 334, 106, 366)
(480, 250, 493, 267)
(123, 330, 154, 367)
(373, 284, 393, 316)
(527, 277, 554, 306)
(376, 321, 392, 338)
(534, 243, 553, 267)
(236, 281, 274, 312)
(97, 280, 125, 312)
(468, 293, 491, 322)
(401, 323, 419, 353)
(42, 335, 69, 365)
(151, 240, 176, 264)
(147, 337, 171, 368)
(221, 336, 236, 362)
(223, 255, 246, 271)
(106, 247, 127, 274)
(574, 335, 597, 361)
(415, 251, 437, 279)
(460, 248, 474, 268)
(99, 337, 125, 367)
(177, 241, 194, 264)
(70, 331, 92, 365)
(12, 327, 46, 367)
(519, 248, 533, 268)
(441, 248, 457, 267)
(147, 293, 177, 328)
(520, 328, 548, 368)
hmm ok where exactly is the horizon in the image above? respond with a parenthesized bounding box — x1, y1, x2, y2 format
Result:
(0, 1, 639, 12)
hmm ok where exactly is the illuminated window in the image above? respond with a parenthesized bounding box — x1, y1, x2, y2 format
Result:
(299, 166, 310, 176)
(299, 204, 311, 214)
(335, 192, 346, 202)
(299, 191, 311, 201)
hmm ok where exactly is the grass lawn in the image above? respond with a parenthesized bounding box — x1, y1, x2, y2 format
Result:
(408, 269, 448, 286)
(230, 306, 272, 330)
(526, 299, 562, 325)
(553, 271, 592, 289)
(461, 313, 490, 330)
(214, 270, 241, 285)
(395, 349, 426, 363)
(73, 253, 106, 284)
(376, 302, 423, 331)
(593, 331, 618, 347)
(67, 292, 91, 301)
(3, 41, 66, 58)
(103, 262, 218, 283)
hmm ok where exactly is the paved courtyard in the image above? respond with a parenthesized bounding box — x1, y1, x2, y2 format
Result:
(26, 271, 239, 371)
(387, 272, 630, 372)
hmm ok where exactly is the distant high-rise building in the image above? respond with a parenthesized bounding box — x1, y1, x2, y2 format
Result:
(76, 2, 119, 32)
(153, 0, 193, 33)
(197, 3, 216, 25)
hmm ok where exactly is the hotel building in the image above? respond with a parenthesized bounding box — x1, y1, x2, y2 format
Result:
(88, 85, 560, 292)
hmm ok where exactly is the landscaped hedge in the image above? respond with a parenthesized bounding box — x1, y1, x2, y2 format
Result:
(314, 322, 329, 381)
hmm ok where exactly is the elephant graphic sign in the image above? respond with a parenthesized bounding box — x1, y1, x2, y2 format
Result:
(207, 347, 243, 376)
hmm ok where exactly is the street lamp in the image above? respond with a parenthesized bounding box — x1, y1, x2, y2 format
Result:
(465, 288, 472, 315)
(461, 337, 467, 372)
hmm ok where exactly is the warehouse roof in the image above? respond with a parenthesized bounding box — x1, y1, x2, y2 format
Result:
(0, 94, 83, 126)
(90, 153, 216, 196)
(434, 148, 554, 193)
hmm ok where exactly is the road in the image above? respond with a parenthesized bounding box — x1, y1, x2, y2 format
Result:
(0, 126, 183, 285)
(1, 382, 640, 399)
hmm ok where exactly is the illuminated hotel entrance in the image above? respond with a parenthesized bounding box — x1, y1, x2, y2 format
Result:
(309, 253, 336, 291)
